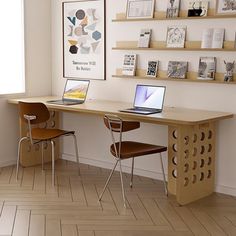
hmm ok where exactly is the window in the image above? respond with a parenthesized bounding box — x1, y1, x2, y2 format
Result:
(0, 0, 25, 95)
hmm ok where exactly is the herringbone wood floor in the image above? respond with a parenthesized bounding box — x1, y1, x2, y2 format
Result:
(0, 160, 235, 236)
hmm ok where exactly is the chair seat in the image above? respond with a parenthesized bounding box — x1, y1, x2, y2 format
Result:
(110, 141, 167, 159)
(30, 128, 74, 140)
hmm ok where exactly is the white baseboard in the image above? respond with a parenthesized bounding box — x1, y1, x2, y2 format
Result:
(215, 184, 236, 197)
(62, 153, 236, 197)
(0, 159, 16, 168)
(61, 153, 166, 180)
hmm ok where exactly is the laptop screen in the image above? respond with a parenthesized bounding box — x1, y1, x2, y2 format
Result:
(63, 79, 90, 101)
(133, 85, 166, 110)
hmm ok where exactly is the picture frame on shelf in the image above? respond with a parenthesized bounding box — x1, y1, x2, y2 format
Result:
(216, 0, 236, 15)
(146, 60, 159, 77)
(63, 0, 106, 80)
(166, 26, 186, 48)
(126, 0, 155, 19)
(166, 0, 180, 18)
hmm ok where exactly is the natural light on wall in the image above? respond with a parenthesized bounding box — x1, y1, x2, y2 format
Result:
(0, 0, 25, 95)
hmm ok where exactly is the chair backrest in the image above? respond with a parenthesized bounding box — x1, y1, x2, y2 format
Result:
(103, 115, 140, 159)
(19, 102, 50, 124)
(104, 115, 140, 133)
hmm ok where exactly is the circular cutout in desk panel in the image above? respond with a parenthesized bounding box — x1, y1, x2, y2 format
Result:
(172, 130, 178, 139)
(184, 136, 190, 145)
(172, 156, 177, 165)
(193, 134, 198, 143)
(172, 144, 178, 152)
(172, 169, 177, 178)
(208, 130, 213, 139)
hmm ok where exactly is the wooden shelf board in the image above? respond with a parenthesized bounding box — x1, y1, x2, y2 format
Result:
(112, 47, 236, 51)
(113, 69, 236, 85)
(113, 10, 236, 22)
(113, 40, 235, 52)
(112, 75, 236, 84)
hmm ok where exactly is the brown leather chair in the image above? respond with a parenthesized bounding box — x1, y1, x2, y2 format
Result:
(98, 115, 168, 207)
(16, 102, 79, 185)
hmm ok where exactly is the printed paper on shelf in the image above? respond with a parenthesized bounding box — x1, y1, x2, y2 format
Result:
(138, 29, 152, 48)
(146, 60, 159, 77)
(122, 54, 137, 76)
(198, 57, 216, 80)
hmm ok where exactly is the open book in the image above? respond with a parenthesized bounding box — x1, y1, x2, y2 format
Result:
(201, 28, 225, 49)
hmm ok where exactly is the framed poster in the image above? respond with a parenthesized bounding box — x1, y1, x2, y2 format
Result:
(216, 0, 236, 15)
(63, 0, 106, 80)
(126, 0, 155, 19)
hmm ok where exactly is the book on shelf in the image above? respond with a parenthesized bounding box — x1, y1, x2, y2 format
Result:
(166, 0, 180, 18)
(122, 54, 137, 76)
(146, 60, 159, 77)
(188, 1, 208, 17)
(201, 28, 225, 49)
(167, 61, 188, 79)
(198, 57, 216, 80)
(234, 32, 236, 48)
(166, 26, 186, 48)
(138, 29, 152, 48)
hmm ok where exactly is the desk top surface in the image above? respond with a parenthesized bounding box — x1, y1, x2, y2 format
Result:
(8, 96, 234, 126)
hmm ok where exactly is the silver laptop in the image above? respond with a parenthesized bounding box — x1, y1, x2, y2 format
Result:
(120, 85, 166, 115)
(47, 79, 90, 105)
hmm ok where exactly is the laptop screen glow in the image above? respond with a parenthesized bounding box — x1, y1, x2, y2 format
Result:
(63, 79, 90, 101)
(134, 85, 165, 109)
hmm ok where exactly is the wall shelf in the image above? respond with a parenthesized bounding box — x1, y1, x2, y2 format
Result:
(113, 69, 236, 85)
(113, 9, 236, 22)
(113, 41, 236, 52)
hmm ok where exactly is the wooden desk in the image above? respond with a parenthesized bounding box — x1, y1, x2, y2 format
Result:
(8, 96, 234, 205)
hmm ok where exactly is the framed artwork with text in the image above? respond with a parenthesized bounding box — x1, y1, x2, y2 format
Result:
(216, 0, 236, 15)
(63, 0, 106, 80)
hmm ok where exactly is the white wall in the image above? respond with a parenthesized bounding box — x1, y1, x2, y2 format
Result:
(0, 0, 52, 166)
(51, 0, 236, 196)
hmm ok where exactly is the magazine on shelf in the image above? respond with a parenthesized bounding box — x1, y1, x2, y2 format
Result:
(198, 57, 216, 80)
(188, 1, 209, 17)
(166, 26, 186, 48)
(146, 60, 159, 77)
(167, 61, 188, 79)
(138, 29, 152, 48)
(201, 28, 225, 49)
(122, 54, 137, 76)
(166, 0, 180, 18)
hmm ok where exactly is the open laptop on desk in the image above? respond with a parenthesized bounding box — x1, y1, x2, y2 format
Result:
(120, 85, 166, 115)
(47, 79, 90, 105)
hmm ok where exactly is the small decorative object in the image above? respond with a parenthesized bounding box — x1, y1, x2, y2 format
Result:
(201, 28, 225, 49)
(63, 0, 105, 80)
(138, 29, 152, 48)
(166, 26, 186, 48)
(167, 61, 188, 78)
(198, 57, 216, 80)
(126, 0, 155, 19)
(188, 1, 208, 17)
(166, 0, 180, 18)
(216, 0, 236, 15)
(146, 60, 159, 77)
(122, 54, 137, 76)
(224, 60, 235, 82)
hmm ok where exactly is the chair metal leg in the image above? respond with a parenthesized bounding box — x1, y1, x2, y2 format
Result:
(41, 142, 44, 171)
(16, 137, 28, 181)
(130, 158, 134, 188)
(160, 153, 168, 196)
(51, 140, 55, 186)
(118, 160, 127, 208)
(72, 134, 80, 175)
(99, 160, 118, 201)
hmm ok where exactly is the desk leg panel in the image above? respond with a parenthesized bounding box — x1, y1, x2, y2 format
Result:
(19, 110, 60, 167)
(168, 123, 216, 205)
